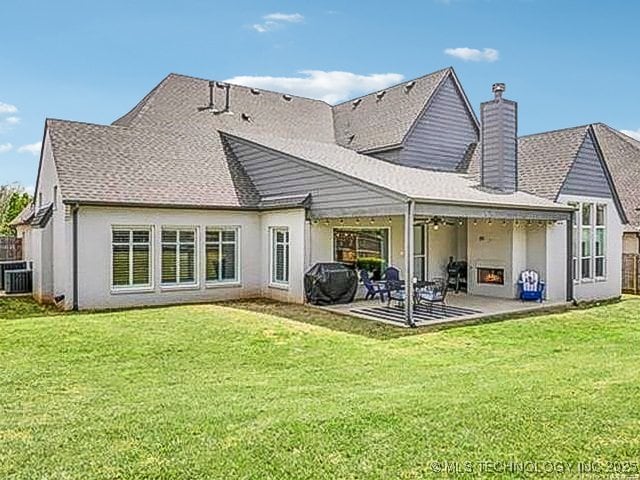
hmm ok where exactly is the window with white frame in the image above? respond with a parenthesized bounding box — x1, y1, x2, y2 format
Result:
(271, 228, 289, 285)
(161, 228, 197, 285)
(572, 202, 607, 281)
(205, 228, 239, 283)
(580, 203, 593, 279)
(595, 204, 606, 278)
(111, 228, 152, 289)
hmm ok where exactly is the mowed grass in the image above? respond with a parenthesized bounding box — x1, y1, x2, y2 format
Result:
(1, 297, 640, 479)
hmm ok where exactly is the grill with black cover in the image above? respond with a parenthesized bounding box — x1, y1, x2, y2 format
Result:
(304, 262, 358, 305)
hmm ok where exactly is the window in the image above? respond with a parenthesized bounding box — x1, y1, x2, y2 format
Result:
(580, 204, 592, 279)
(571, 202, 607, 281)
(271, 228, 289, 285)
(161, 228, 197, 285)
(595, 204, 606, 278)
(413, 225, 426, 282)
(333, 228, 389, 280)
(112, 228, 152, 289)
(206, 228, 239, 283)
(52, 186, 58, 210)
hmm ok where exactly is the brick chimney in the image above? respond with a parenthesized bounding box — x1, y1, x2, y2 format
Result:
(480, 83, 518, 192)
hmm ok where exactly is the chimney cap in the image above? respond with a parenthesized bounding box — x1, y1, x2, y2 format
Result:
(492, 82, 506, 98)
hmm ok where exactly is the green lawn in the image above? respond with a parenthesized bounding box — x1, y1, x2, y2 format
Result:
(1, 297, 640, 479)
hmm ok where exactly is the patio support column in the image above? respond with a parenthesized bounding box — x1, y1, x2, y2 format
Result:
(566, 212, 574, 302)
(404, 200, 415, 327)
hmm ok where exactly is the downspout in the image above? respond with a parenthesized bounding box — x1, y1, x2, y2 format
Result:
(72, 204, 79, 311)
(404, 199, 416, 327)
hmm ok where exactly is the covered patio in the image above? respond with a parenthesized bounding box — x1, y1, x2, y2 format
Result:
(307, 198, 575, 327)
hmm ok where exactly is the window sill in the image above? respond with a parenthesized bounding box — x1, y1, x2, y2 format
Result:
(269, 283, 289, 291)
(206, 281, 242, 289)
(160, 284, 200, 292)
(111, 286, 154, 295)
(595, 277, 608, 283)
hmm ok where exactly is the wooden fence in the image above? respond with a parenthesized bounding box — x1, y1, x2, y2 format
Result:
(0, 237, 22, 261)
(622, 254, 640, 295)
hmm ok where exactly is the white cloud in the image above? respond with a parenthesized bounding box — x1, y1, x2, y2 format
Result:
(225, 70, 405, 104)
(0, 143, 12, 154)
(252, 12, 304, 33)
(4, 116, 20, 125)
(621, 128, 640, 142)
(444, 47, 499, 62)
(263, 13, 303, 23)
(0, 102, 18, 114)
(17, 141, 42, 155)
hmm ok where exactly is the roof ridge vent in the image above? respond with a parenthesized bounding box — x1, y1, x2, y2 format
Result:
(376, 90, 386, 101)
(347, 133, 356, 143)
(241, 113, 252, 122)
(250, 88, 261, 95)
(352, 98, 362, 109)
(282, 94, 292, 101)
(404, 81, 416, 92)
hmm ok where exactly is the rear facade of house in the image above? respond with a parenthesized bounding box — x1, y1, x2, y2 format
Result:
(16, 68, 634, 313)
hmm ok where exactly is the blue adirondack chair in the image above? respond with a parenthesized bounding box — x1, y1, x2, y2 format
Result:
(359, 269, 389, 302)
(518, 269, 545, 302)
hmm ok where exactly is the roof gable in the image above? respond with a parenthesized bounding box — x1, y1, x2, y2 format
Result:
(560, 128, 614, 198)
(332, 68, 452, 152)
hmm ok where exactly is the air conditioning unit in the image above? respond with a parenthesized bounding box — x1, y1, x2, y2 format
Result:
(4, 269, 32, 294)
(0, 261, 28, 290)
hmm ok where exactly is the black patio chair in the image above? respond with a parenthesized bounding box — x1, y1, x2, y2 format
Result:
(359, 269, 389, 302)
(417, 277, 449, 313)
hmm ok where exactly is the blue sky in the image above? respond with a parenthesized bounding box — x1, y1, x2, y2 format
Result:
(1, 0, 639, 189)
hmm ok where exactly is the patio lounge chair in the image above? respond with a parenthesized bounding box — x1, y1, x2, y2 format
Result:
(359, 269, 389, 302)
(417, 278, 448, 313)
(517, 269, 545, 302)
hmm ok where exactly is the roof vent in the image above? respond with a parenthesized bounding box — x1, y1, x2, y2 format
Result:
(241, 113, 252, 122)
(250, 88, 261, 95)
(404, 81, 416, 92)
(352, 98, 362, 109)
(282, 94, 292, 101)
(347, 134, 356, 143)
(376, 90, 386, 101)
(197, 81, 231, 114)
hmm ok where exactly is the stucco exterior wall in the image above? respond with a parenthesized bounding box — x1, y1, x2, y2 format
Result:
(259, 209, 307, 304)
(558, 194, 623, 301)
(75, 206, 268, 310)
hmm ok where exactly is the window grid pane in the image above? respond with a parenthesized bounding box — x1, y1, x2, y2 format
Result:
(112, 228, 151, 288)
(272, 228, 290, 284)
(205, 228, 238, 283)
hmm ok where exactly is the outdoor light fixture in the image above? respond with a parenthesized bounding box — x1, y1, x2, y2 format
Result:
(387, 217, 392, 224)
(458, 219, 464, 226)
(355, 218, 361, 224)
(473, 219, 478, 226)
(324, 219, 330, 226)
(339, 218, 344, 224)
(370, 218, 375, 224)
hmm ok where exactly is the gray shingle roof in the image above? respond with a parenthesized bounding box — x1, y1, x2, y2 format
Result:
(30, 204, 53, 228)
(48, 119, 261, 208)
(592, 123, 640, 227)
(467, 125, 590, 200)
(223, 130, 572, 212)
(332, 68, 451, 152)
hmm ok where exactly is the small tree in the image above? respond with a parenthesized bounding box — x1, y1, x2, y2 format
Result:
(0, 184, 32, 236)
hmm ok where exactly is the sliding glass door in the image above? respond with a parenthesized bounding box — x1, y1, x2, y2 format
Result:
(413, 224, 427, 282)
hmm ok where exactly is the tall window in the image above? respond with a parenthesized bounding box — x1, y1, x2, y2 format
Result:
(572, 202, 607, 281)
(333, 228, 389, 279)
(413, 225, 426, 282)
(161, 228, 197, 285)
(581, 204, 592, 279)
(206, 228, 239, 283)
(112, 228, 152, 289)
(271, 228, 289, 285)
(595, 204, 606, 278)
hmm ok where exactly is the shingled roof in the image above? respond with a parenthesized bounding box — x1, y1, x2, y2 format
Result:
(332, 67, 454, 152)
(592, 123, 640, 228)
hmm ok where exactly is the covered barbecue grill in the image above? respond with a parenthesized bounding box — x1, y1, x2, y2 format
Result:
(304, 262, 358, 305)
